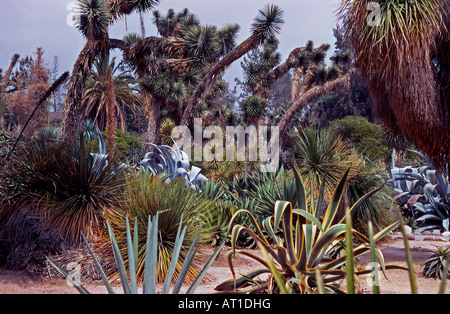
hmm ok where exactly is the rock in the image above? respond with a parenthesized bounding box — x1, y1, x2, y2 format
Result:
(423, 231, 433, 235)
(404, 225, 413, 235)
(442, 231, 450, 238)
(432, 230, 441, 236)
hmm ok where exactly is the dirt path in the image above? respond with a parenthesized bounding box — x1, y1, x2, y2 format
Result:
(0, 239, 448, 294)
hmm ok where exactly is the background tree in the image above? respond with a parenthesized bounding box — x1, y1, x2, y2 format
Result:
(339, 0, 450, 169)
(81, 55, 140, 132)
(7, 48, 50, 136)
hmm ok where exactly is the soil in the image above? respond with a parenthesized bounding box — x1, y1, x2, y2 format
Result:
(0, 238, 449, 294)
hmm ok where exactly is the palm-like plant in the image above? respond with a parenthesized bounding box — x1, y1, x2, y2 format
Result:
(81, 55, 140, 153)
(62, 0, 112, 144)
(293, 128, 361, 196)
(338, 0, 450, 170)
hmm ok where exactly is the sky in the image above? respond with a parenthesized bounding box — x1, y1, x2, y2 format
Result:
(0, 0, 341, 84)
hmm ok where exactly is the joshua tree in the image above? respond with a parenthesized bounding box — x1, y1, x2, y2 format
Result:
(339, 0, 450, 169)
(179, 4, 285, 126)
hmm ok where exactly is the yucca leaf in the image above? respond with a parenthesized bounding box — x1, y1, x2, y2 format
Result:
(172, 225, 202, 294)
(315, 269, 325, 294)
(292, 209, 324, 232)
(187, 240, 226, 294)
(368, 220, 380, 294)
(396, 210, 417, 294)
(309, 224, 347, 267)
(293, 166, 307, 210)
(439, 260, 449, 294)
(258, 242, 289, 294)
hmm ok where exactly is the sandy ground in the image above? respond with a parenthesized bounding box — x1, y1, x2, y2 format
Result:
(0, 238, 449, 294)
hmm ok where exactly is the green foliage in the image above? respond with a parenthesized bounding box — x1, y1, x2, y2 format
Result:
(48, 212, 224, 294)
(329, 116, 390, 163)
(293, 127, 360, 195)
(215, 169, 399, 293)
(0, 132, 129, 268)
(76, 0, 111, 40)
(97, 172, 220, 283)
(89, 129, 144, 163)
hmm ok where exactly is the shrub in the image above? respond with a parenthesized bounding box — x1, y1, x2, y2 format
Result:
(97, 171, 220, 283)
(0, 133, 129, 268)
(329, 116, 390, 164)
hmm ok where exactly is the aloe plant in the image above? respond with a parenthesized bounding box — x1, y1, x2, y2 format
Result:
(48, 212, 224, 294)
(216, 168, 400, 294)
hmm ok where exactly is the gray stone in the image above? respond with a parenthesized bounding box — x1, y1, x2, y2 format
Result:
(432, 230, 441, 236)
(442, 231, 450, 237)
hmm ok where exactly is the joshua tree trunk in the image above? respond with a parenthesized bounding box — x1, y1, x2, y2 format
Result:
(276, 69, 355, 146)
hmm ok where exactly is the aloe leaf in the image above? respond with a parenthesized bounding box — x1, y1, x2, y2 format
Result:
(107, 221, 131, 294)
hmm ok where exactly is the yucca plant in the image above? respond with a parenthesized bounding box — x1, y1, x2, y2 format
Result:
(215, 169, 400, 293)
(0, 131, 128, 260)
(48, 212, 224, 294)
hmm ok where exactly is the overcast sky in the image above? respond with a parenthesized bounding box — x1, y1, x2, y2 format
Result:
(0, 0, 340, 83)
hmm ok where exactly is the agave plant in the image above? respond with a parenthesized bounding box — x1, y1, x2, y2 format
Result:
(423, 246, 450, 280)
(215, 169, 400, 294)
(390, 149, 450, 232)
(48, 212, 224, 294)
(140, 142, 208, 189)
